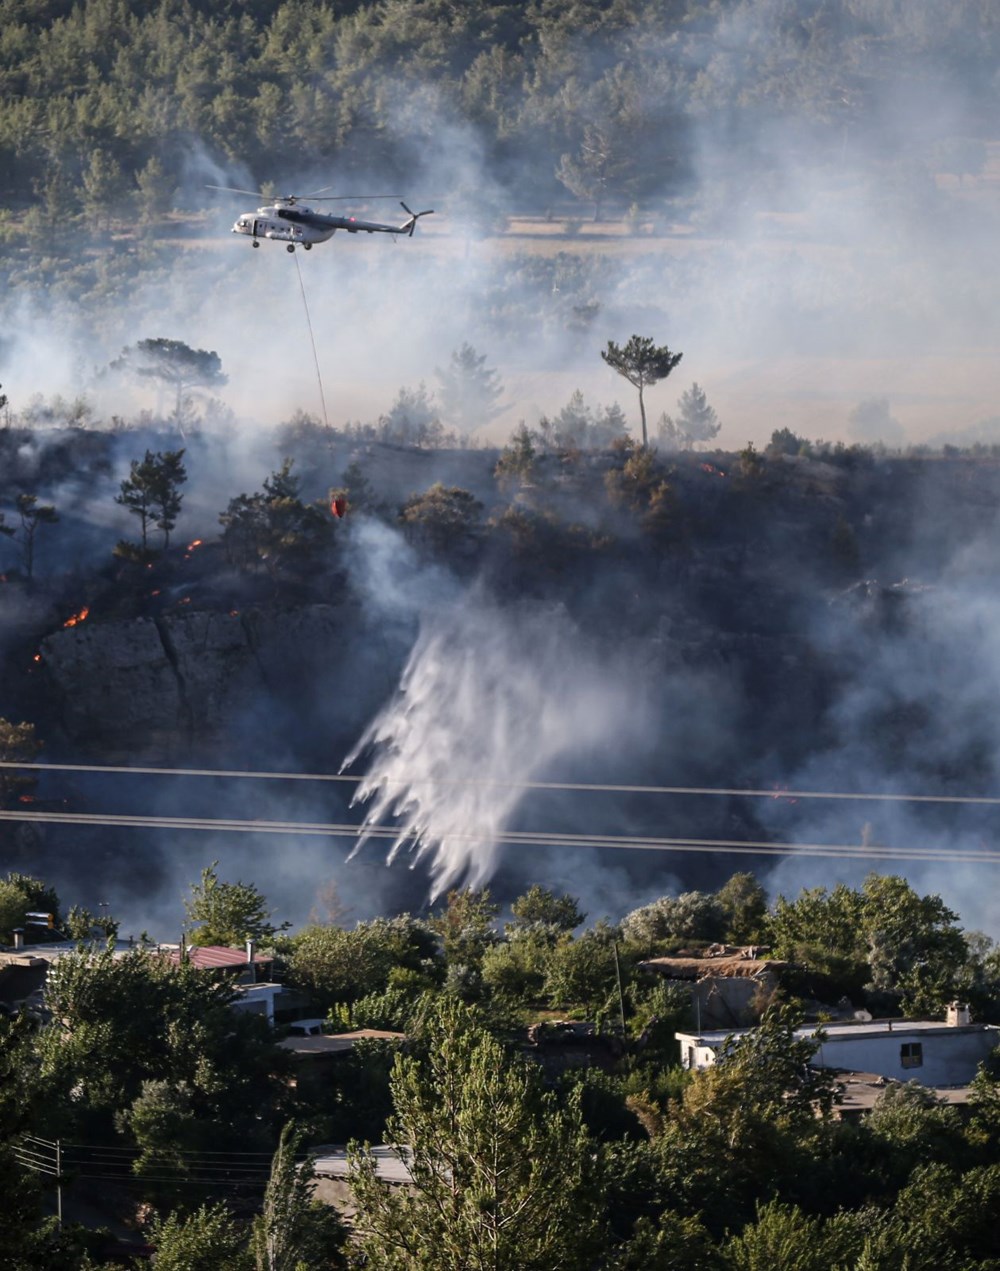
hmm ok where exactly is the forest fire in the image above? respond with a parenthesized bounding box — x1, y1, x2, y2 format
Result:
(183, 539, 203, 560)
(62, 606, 90, 628)
(699, 463, 726, 478)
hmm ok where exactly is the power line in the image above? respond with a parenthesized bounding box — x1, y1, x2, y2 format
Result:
(15, 1135, 321, 1192)
(1, 808, 998, 865)
(4, 759, 1000, 805)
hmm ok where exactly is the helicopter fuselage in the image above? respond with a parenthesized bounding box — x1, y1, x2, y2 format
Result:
(232, 204, 335, 248)
(232, 201, 426, 249)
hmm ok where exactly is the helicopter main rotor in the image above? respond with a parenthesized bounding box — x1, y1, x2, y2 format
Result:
(206, 184, 402, 206)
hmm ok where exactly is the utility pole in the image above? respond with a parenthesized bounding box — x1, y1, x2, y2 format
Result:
(56, 1138, 62, 1229)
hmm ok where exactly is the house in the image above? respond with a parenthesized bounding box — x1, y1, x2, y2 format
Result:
(676, 1003, 1000, 1089)
(163, 941, 285, 1024)
(277, 1028, 406, 1059)
(277, 1028, 407, 1098)
(0, 935, 286, 1025)
(0, 935, 149, 1022)
(523, 1020, 623, 1074)
(311, 1145, 414, 1215)
(0, 958, 48, 1017)
(642, 946, 787, 1029)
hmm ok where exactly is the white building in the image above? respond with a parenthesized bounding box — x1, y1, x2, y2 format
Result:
(676, 1008, 1000, 1088)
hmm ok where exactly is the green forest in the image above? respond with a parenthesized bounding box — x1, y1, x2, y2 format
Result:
(1, 0, 998, 241)
(5, 865, 1000, 1268)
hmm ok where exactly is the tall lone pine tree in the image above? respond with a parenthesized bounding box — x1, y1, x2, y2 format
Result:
(601, 336, 683, 447)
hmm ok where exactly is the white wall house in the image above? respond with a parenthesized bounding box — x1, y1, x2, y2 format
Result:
(676, 1011, 1000, 1088)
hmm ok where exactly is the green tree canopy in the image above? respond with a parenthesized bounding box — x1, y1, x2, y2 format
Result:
(147, 1202, 250, 1271)
(620, 891, 725, 947)
(494, 421, 537, 491)
(399, 483, 484, 556)
(601, 336, 683, 447)
(660, 383, 721, 449)
(1, 494, 59, 583)
(509, 885, 585, 934)
(0, 880, 30, 944)
(249, 1122, 348, 1270)
(860, 874, 967, 1016)
(435, 343, 504, 435)
(348, 996, 606, 1270)
(287, 917, 439, 1008)
(112, 339, 227, 428)
(35, 945, 289, 1145)
(219, 459, 331, 579)
(655, 1006, 840, 1233)
(184, 862, 286, 947)
(115, 448, 187, 554)
(716, 873, 768, 945)
(767, 875, 967, 1013)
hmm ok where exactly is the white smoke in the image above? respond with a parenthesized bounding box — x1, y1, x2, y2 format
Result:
(344, 594, 648, 899)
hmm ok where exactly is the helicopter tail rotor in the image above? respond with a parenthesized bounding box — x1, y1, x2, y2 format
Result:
(401, 202, 434, 237)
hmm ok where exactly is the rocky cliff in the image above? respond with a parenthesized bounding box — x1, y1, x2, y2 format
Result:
(39, 605, 346, 749)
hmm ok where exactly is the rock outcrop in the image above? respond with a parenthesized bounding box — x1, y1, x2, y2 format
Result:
(39, 605, 345, 748)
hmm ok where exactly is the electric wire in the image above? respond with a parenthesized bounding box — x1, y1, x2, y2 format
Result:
(292, 249, 329, 428)
(2, 808, 999, 864)
(16, 1135, 341, 1191)
(4, 759, 1000, 806)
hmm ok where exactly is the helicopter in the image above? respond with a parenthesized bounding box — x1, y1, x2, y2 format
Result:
(207, 185, 434, 251)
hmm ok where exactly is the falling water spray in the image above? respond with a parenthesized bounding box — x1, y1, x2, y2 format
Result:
(343, 596, 644, 899)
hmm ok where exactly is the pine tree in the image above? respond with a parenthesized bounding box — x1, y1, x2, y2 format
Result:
(668, 382, 721, 447)
(601, 336, 682, 447)
(115, 449, 187, 553)
(13, 494, 58, 582)
(250, 1122, 347, 1270)
(436, 344, 504, 435)
(112, 339, 227, 429)
(349, 997, 606, 1270)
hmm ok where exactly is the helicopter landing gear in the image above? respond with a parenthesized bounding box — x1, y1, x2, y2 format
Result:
(286, 244, 295, 253)
(252, 240, 259, 248)
(303, 243, 312, 251)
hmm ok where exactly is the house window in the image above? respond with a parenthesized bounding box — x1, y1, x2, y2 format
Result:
(900, 1042, 923, 1069)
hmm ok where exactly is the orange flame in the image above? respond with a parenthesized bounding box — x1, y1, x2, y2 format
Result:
(32, 654, 41, 664)
(699, 463, 726, 478)
(63, 607, 90, 628)
(18, 794, 35, 804)
(187, 539, 203, 551)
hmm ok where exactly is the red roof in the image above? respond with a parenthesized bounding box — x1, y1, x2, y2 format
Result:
(164, 945, 271, 970)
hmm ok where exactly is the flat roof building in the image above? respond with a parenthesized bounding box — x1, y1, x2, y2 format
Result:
(676, 1010, 1000, 1089)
